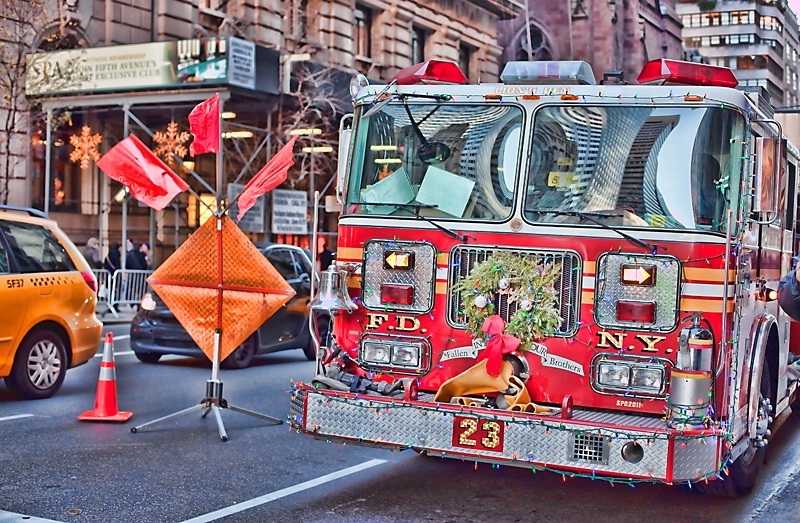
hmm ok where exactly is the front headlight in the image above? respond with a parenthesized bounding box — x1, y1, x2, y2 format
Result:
(592, 355, 668, 397)
(391, 344, 420, 367)
(598, 363, 630, 387)
(359, 336, 430, 375)
(362, 342, 391, 364)
(631, 367, 664, 391)
(140, 292, 157, 311)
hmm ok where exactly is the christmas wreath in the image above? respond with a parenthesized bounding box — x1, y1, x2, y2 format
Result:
(454, 251, 562, 354)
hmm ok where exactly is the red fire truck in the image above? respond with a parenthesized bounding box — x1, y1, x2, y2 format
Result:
(290, 58, 800, 496)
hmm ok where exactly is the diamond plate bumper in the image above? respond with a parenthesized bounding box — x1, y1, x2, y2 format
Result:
(290, 386, 723, 483)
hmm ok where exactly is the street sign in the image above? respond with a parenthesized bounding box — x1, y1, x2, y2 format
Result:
(228, 183, 266, 233)
(272, 189, 308, 234)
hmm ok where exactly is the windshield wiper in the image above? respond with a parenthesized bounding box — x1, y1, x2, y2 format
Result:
(357, 202, 474, 242)
(361, 90, 452, 119)
(529, 209, 666, 252)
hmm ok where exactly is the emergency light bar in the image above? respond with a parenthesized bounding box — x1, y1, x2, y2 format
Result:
(500, 61, 596, 85)
(389, 60, 468, 85)
(636, 59, 739, 88)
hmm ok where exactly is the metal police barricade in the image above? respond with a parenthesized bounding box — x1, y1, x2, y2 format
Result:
(92, 269, 117, 318)
(109, 269, 153, 317)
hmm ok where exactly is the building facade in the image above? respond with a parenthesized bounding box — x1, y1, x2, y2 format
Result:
(676, 0, 800, 108)
(497, 0, 684, 84)
(0, 0, 522, 262)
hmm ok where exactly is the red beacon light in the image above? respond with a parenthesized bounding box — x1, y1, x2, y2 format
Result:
(501, 61, 596, 85)
(389, 60, 468, 85)
(637, 59, 738, 88)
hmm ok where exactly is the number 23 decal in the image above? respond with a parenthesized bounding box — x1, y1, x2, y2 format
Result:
(452, 416, 504, 452)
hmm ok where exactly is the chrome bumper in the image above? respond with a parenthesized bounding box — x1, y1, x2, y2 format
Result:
(289, 386, 723, 483)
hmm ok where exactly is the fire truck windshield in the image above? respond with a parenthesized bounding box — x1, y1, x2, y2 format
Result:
(524, 105, 745, 233)
(344, 102, 523, 221)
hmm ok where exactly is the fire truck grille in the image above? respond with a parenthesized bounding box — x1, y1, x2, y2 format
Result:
(448, 247, 581, 335)
(568, 433, 610, 464)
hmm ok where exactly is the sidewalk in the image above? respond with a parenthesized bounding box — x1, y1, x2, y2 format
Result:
(97, 304, 139, 324)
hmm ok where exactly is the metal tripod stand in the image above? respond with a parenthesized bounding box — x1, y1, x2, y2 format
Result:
(131, 329, 282, 441)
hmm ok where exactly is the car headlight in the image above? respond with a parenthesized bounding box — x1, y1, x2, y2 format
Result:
(140, 292, 157, 311)
(598, 363, 630, 387)
(362, 342, 391, 364)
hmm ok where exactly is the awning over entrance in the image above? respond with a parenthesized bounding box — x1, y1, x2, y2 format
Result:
(25, 37, 280, 97)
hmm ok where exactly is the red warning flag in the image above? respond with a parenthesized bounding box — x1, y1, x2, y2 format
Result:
(97, 134, 189, 211)
(188, 93, 220, 156)
(236, 136, 297, 222)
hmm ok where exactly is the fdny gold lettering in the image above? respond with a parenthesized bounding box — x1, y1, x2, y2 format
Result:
(636, 335, 666, 353)
(366, 313, 389, 329)
(395, 315, 420, 332)
(597, 331, 626, 349)
(494, 86, 535, 95)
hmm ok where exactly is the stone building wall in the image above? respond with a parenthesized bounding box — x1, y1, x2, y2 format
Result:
(498, 0, 683, 84)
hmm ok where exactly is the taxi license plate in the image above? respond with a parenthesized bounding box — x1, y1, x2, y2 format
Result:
(451, 416, 504, 453)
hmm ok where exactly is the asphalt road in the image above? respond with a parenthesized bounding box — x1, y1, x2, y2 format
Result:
(2, 323, 800, 522)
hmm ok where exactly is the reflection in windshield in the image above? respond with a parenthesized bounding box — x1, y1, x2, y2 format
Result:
(524, 105, 744, 233)
(345, 103, 523, 221)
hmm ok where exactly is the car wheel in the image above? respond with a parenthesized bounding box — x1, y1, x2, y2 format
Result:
(303, 315, 330, 361)
(221, 339, 255, 369)
(4, 328, 68, 400)
(134, 352, 162, 364)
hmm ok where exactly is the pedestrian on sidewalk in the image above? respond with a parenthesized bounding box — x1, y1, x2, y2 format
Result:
(81, 237, 102, 269)
(104, 242, 121, 273)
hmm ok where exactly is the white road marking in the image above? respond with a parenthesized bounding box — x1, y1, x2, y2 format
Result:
(0, 510, 62, 522)
(0, 414, 34, 422)
(180, 458, 387, 523)
(110, 334, 130, 341)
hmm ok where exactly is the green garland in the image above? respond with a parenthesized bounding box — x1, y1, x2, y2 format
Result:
(453, 252, 563, 352)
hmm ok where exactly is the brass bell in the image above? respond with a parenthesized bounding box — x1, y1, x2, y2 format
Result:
(311, 265, 349, 311)
(339, 267, 358, 312)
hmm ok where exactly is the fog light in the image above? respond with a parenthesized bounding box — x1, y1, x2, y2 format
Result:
(362, 342, 391, 364)
(621, 441, 644, 464)
(598, 363, 630, 387)
(391, 344, 420, 367)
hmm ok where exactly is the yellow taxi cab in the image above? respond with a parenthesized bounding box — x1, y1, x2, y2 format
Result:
(0, 206, 103, 399)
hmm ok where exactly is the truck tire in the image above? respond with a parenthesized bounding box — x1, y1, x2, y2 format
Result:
(697, 362, 771, 497)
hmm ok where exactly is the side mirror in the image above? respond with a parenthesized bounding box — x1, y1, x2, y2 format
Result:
(336, 115, 353, 204)
(753, 137, 781, 214)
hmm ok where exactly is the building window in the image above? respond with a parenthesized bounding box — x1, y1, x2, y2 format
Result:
(355, 5, 372, 58)
(412, 26, 426, 64)
(459, 43, 472, 81)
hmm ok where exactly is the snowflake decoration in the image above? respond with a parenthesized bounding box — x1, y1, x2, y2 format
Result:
(153, 121, 190, 164)
(69, 126, 102, 169)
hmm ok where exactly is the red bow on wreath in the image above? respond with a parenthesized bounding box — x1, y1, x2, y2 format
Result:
(476, 315, 521, 376)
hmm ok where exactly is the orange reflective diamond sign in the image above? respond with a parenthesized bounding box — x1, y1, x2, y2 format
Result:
(147, 215, 295, 362)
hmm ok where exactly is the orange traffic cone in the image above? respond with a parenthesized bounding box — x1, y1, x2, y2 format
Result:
(79, 332, 132, 422)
